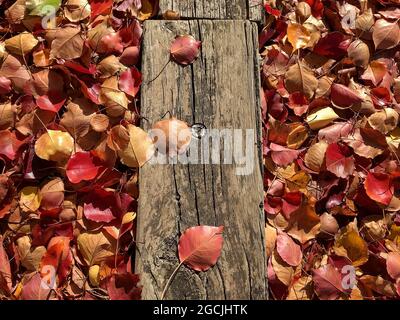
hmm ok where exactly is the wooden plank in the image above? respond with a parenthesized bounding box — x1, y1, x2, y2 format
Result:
(135, 20, 266, 300)
(159, 0, 262, 22)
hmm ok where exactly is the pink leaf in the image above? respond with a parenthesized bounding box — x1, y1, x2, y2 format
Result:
(270, 143, 301, 166)
(276, 232, 302, 267)
(170, 35, 202, 66)
(178, 225, 224, 272)
(312, 264, 346, 300)
(119, 67, 142, 97)
(325, 143, 355, 178)
(387, 252, 400, 280)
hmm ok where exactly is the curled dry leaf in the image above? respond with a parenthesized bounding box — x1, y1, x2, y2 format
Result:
(151, 118, 192, 157)
(304, 141, 328, 172)
(34, 130, 74, 162)
(170, 35, 202, 66)
(306, 107, 339, 130)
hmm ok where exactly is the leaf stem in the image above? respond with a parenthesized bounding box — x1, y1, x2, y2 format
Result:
(161, 261, 184, 300)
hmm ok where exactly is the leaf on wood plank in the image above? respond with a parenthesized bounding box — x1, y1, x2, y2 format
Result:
(178, 225, 224, 272)
(170, 35, 202, 66)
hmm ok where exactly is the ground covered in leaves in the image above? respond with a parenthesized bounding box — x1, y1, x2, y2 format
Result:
(262, 0, 400, 300)
(0, 0, 158, 300)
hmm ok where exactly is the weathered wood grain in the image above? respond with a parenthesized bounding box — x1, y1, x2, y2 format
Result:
(135, 20, 266, 300)
(159, 0, 262, 22)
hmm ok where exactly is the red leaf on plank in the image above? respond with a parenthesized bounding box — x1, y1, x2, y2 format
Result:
(170, 35, 202, 66)
(276, 231, 302, 267)
(178, 225, 224, 272)
(330, 83, 363, 108)
(105, 273, 142, 300)
(119, 67, 142, 97)
(83, 188, 118, 223)
(66, 152, 101, 184)
(387, 252, 400, 280)
(312, 264, 347, 300)
(325, 143, 354, 178)
(365, 172, 393, 206)
(270, 143, 301, 166)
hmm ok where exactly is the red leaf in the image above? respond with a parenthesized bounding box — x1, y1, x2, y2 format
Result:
(178, 225, 224, 272)
(276, 232, 302, 267)
(281, 192, 302, 220)
(312, 264, 346, 300)
(371, 87, 392, 108)
(325, 143, 355, 178)
(120, 46, 140, 66)
(387, 252, 400, 280)
(288, 92, 309, 116)
(105, 273, 142, 300)
(170, 35, 202, 66)
(119, 67, 142, 97)
(66, 152, 101, 184)
(40, 236, 72, 285)
(89, 0, 113, 21)
(264, 4, 281, 17)
(365, 172, 393, 206)
(36, 91, 66, 113)
(330, 83, 363, 108)
(83, 188, 118, 223)
(0, 130, 26, 160)
(270, 143, 301, 166)
(303, 0, 324, 18)
(313, 32, 350, 60)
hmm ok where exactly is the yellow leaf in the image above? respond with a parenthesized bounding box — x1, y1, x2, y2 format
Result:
(138, 0, 159, 21)
(306, 107, 339, 130)
(334, 220, 369, 267)
(5, 32, 38, 56)
(287, 23, 311, 51)
(20, 186, 41, 212)
(122, 212, 136, 225)
(34, 130, 74, 162)
(89, 265, 100, 287)
(287, 124, 308, 149)
(77, 231, 116, 266)
(118, 124, 155, 168)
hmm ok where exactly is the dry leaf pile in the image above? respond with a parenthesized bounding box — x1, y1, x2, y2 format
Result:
(262, 0, 400, 300)
(0, 0, 164, 300)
